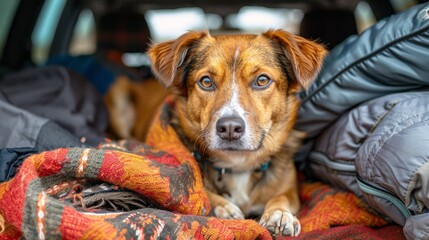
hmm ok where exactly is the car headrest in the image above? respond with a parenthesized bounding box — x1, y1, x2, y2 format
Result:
(300, 9, 357, 49)
(97, 11, 151, 53)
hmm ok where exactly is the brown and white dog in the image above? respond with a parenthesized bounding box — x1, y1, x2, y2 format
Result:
(148, 29, 326, 236)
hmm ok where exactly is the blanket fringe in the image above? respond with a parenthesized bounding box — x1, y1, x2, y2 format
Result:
(72, 190, 148, 211)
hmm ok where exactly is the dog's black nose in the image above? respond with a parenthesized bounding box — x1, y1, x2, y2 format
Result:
(216, 117, 245, 141)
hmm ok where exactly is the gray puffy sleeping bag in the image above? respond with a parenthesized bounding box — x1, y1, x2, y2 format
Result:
(295, 3, 429, 240)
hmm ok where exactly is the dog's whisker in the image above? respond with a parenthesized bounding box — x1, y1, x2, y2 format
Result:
(267, 130, 281, 147)
(193, 131, 205, 151)
(194, 132, 212, 157)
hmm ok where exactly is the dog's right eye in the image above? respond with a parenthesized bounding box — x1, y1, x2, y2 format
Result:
(198, 77, 215, 91)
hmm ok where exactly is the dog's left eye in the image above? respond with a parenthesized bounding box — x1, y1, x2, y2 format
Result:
(198, 77, 215, 91)
(253, 75, 272, 89)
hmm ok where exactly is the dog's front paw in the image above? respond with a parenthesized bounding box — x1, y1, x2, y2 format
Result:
(213, 202, 245, 219)
(259, 209, 300, 236)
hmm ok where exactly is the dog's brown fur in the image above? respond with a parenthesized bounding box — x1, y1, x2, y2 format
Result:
(104, 76, 170, 140)
(148, 29, 326, 236)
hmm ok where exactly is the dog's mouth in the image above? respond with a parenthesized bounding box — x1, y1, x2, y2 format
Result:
(207, 130, 266, 152)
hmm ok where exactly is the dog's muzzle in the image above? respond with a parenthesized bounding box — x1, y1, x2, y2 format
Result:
(216, 116, 245, 141)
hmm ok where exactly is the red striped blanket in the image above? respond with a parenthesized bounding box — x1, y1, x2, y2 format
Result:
(0, 99, 404, 239)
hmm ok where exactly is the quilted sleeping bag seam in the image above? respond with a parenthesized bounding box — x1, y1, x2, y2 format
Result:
(301, 25, 429, 104)
(367, 110, 429, 184)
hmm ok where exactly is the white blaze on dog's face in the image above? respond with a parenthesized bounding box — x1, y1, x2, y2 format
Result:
(208, 47, 257, 152)
(148, 30, 326, 168)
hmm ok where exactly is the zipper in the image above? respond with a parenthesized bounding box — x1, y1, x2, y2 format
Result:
(357, 176, 412, 218)
(309, 151, 412, 219)
(309, 151, 356, 172)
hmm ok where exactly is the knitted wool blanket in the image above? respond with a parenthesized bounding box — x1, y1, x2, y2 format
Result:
(0, 99, 404, 239)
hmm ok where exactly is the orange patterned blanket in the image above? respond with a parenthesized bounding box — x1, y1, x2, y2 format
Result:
(0, 99, 404, 239)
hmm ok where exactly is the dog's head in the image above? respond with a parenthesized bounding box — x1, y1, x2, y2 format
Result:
(148, 30, 326, 168)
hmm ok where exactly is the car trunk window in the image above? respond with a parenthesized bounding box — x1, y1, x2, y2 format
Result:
(145, 7, 208, 42)
(31, 0, 66, 64)
(226, 6, 303, 34)
(390, 0, 418, 12)
(0, 0, 20, 59)
(355, 1, 377, 33)
(69, 9, 96, 56)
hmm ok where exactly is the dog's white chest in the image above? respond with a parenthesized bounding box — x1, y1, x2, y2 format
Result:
(215, 171, 251, 208)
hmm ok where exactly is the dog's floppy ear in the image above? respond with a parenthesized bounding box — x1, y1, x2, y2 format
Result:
(263, 29, 327, 89)
(148, 31, 208, 88)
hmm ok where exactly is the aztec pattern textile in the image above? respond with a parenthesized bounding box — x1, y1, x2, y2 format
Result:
(0, 98, 404, 239)
(281, 182, 406, 239)
(0, 144, 270, 239)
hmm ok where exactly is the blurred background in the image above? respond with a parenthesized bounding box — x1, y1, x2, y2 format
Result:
(0, 0, 424, 143)
(0, 0, 421, 72)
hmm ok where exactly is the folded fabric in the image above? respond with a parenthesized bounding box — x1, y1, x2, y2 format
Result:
(0, 98, 403, 239)
(0, 143, 270, 239)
